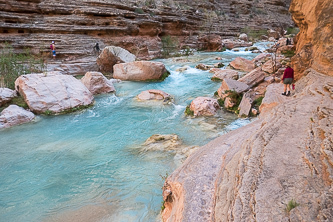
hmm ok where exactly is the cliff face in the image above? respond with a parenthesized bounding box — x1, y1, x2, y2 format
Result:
(162, 0, 333, 221)
(290, 0, 333, 78)
(0, 0, 293, 60)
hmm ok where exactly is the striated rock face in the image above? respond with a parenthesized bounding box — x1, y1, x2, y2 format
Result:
(189, 97, 220, 117)
(81, 71, 115, 95)
(162, 70, 333, 222)
(0, 88, 17, 106)
(0, 105, 35, 129)
(290, 0, 333, 78)
(15, 72, 94, 114)
(0, 0, 293, 61)
(113, 61, 167, 81)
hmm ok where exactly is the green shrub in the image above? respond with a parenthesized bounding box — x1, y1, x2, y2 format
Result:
(217, 98, 224, 107)
(0, 43, 46, 89)
(282, 50, 295, 58)
(135, 8, 145, 14)
(184, 105, 194, 116)
(214, 91, 218, 96)
(286, 27, 300, 35)
(224, 90, 242, 112)
(161, 35, 179, 58)
(286, 199, 300, 213)
(240, 27, 267, 41)
(253, 96, 264, 108)
(211, 77, 222, 82)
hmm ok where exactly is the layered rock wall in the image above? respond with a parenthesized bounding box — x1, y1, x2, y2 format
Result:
(290, 0, 333, 78)
(0, 0, 294, 60)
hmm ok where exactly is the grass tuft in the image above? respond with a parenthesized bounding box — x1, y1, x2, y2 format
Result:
(286, 199, 300, 213)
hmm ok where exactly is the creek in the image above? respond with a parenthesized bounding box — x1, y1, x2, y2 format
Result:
(0, 42, 272, 222)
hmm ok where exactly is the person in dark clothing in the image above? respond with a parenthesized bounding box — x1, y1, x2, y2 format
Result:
(281, 65, 294, 96)
(94, 43, 100, 54)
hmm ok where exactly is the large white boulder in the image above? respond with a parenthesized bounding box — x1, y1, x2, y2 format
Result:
(229, 57, 256, 72)
(189, 97, 220, 117)
(15, 73, 94, 114)
(113, 61, 168, 81)
(81, 72, 115, 95)
(96, 46, 136, 73)
(0, 105, 35, 129)
(238, 67, 266, 88)
(0, 88, 17, 106)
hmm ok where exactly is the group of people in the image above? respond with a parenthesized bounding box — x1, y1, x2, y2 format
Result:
(49, 41, 101, 59)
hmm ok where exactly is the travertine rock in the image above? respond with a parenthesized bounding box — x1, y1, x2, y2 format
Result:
(113, 61, 167, 81)
(262, 60, 282, 74)
(210, 69, 239, 81)
(222, 39, 252, 50)
(252, 53, 271, 64)
(0, 105, 35, 129)
(238, 91, 253, 117)
(15, 73, 94, 114)
(162, 70, 333, 222)
(96, 46, 136, 73)
(81, 72, 115, 95)
(199, 34, 222, 51)
(259, 83, 288, 115)
(238, 67, 266, 88)
(137, 89, 171, 101)
(0, 88, 17, 106)
(217, 78, 249, 99)
(189, 97, 220, 117)
(195, 64, 212, 70)
(229, 57, 255, 72)
(239, 33, 248, 42)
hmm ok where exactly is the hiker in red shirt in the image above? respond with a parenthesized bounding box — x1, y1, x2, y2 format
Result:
(50, 41, 56, 59)
(281, 65, 294, 96)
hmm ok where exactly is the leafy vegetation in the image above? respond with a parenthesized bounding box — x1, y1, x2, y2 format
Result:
(0, 96, 28, 112)
(161, 35, 179, 58)
(253, 96, 264, 109)
(240, 27, 268, 41)
(0, 43, 47, 89)
(134, 8, 145, 14)
(281, 50, 295, 58)
(286, 27, 300, 35)
(285, 199, 300, 213)
(184, 105, 194, 116)
(224, 90, 242, 113)
(217, 98, 224, 107)
(211, 77, 222, 82)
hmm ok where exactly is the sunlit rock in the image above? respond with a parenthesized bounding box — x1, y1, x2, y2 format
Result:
(81, 72, 115, 95)
(113, 61, 168, 81)
(189, 97, 220, 117)
(0, 88, 17, 106)
(0, 105, 35, 129)
(15, 73, 94, 114)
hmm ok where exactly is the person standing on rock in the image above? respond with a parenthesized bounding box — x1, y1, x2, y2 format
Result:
(50, 41, 56, 59)
(281, 65, 294, 96)
(94, 43, 100, 55)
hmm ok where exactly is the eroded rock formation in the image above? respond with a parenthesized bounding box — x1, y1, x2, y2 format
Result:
(290, 0, 333, 78)
(163, 70, 333, 221)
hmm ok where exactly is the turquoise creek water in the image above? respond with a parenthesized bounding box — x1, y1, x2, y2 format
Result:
(0, 43, 272, 222)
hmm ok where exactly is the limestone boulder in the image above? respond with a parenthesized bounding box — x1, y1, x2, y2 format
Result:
(195, 64, 212, 70)
(238, 67, 266, 88)
(96, 46, 136, 73)
(15, 73, 94, 114)
(239, 33, 248, 41)
(210, 69, 239, 81)
(0, 88, 17, 106)
(199, 34, 222, 51)
(113, 61, 168, 81)
(262, 60, 282, 74)
(238, 91, 253, 117)
(0, 105, 35, 129)
(267, 29, 280, 39)
(143, 134, 182, 152)
(222, 39, 252, 50)
(252, 53, 271, 64)
(137, 89, 171, 101)
(229, 57, 255, 72)
(81, 72, 115, 95)
(189, 97, 220, 117)
(217, 78, 249, 99)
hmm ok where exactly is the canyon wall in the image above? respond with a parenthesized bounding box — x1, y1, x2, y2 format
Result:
(162, 0, 333, 221)
(290, 0, 333, 79)
(0, 0, 293, 60)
